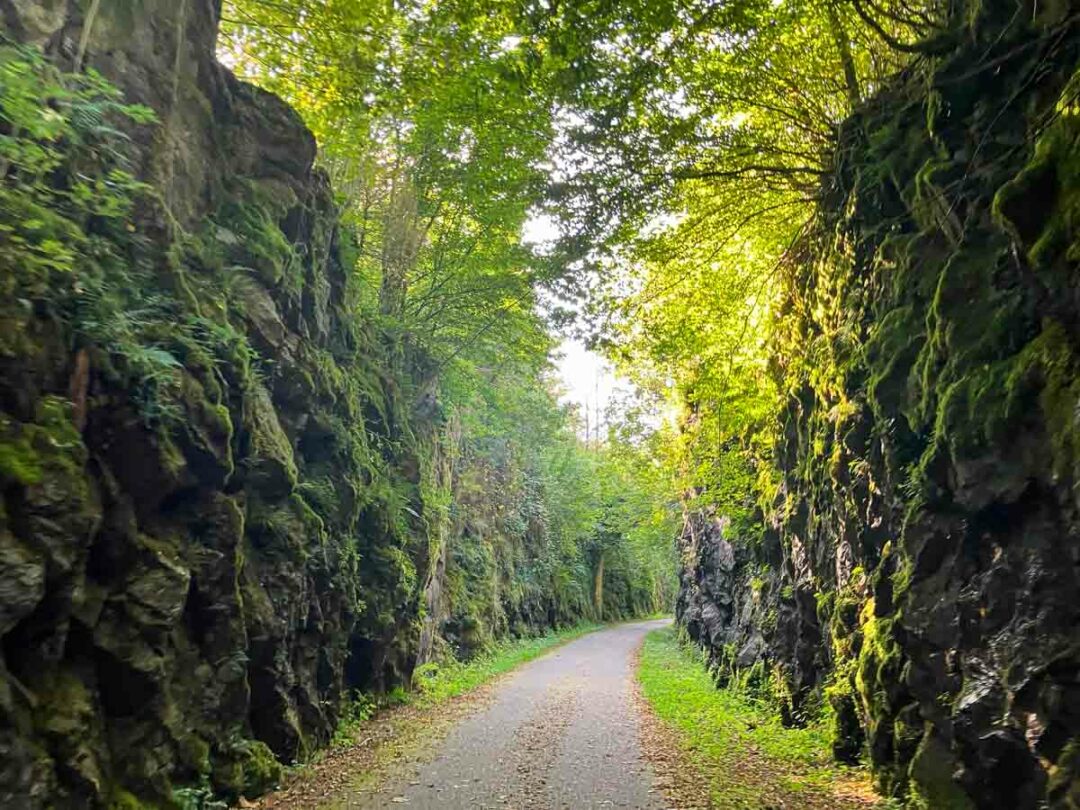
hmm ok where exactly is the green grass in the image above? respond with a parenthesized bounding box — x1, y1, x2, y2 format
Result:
(638, 626, 872, 808)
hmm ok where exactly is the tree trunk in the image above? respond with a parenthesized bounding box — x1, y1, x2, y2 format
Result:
(379, 176, 420, 318)
(826, 3, 862, 108)
(416, 415, 460, 667)
(593, 553, 605, 620)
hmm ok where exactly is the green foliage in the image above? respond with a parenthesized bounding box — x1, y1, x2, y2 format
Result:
(331, 691, 377, 748)
(221, 0, 555, 362)
(0, 42, 153, 292)
(172, 778, 229, 810)
(0, 42, 187, 415)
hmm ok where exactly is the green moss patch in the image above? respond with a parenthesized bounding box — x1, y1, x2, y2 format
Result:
(0, 396, 87, 487)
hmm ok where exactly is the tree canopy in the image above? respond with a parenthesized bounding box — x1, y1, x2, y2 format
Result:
(218, 0, 947, 624)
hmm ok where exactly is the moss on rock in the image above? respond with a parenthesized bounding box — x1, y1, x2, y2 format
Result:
(210, 736, 282, 800)
(678, 10, 1080, 810)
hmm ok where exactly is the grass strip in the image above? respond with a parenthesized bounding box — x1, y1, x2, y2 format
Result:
(636, 626, 879, 809)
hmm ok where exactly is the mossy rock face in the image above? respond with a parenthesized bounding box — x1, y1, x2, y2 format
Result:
(908, 730, 974, 810)
(214, 196, 298, 291)
(171, 372, 234, 487)
(94, 409, 196, 521)
(786, 23, 1080, 809)
(2, 396, 99, 571)
(1048, 739, 1080, 809)
(0, 3, 431, 807)
(0, 528, 46, 636)
(35, 671, 108, 797)
(240, 383, 298, 500)
(107, 788, 154, 810)
(210, 737, 282, 800)
(232, 275, 295, 356)
(674, 10, 1080, 810)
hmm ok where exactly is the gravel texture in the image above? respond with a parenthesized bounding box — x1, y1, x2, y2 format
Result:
(346, 620, 672, 809)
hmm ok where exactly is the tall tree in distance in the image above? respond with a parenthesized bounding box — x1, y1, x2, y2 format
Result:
(220, 0, 557, 366)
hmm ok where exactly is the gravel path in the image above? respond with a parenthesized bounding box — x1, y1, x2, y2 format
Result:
(343, 620, 671, 809)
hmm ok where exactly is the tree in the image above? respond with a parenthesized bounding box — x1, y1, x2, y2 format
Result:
(524, 0, 916, 510)
(221, 0, 556, 367)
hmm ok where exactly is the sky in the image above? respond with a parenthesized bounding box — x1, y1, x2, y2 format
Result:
(521, 213, 626, 433)
(481, 218, 635, 435)
(555, 338, 622, 433)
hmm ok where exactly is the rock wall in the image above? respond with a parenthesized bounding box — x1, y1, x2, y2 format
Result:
(679, 3, 1080, 808)
(0, 1, 433, 806)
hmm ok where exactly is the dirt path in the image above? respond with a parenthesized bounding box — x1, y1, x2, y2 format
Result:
(333, 620, 671, 809)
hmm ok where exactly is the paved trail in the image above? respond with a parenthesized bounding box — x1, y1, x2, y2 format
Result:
(346, 620, 671, 809)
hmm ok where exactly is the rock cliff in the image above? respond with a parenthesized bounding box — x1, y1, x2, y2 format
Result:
(0, 1, 432, 805)
(678, 3, 1080, 808)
